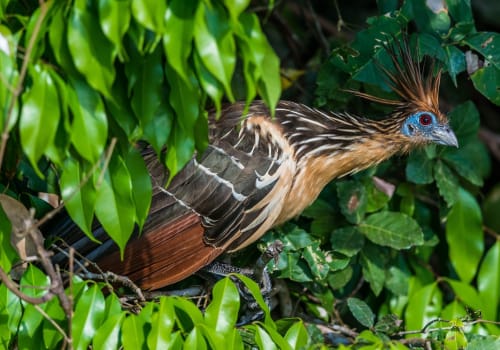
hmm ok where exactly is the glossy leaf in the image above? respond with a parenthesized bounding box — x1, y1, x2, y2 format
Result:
(171, 296, 203, 333)
(42, 297, 66, 349)
(68, 0, 115, 97)
(254, 325, 286, 350)
(124, 147, 152, 230)
(165, 124, 195, 180)
(147, 297, 175, 350)
(95, 154, 136, 256)
(446, 188, 484, 283)
(19, 65, 59, 174)
(19, 266, 50, 338)
(477, 241, 500, 321)
(194, 2, 235, 100)
(163, 0, 197, 83)
(205, 277, 239, 335)
(283, 321, 308, 349)
(444, 278, 485, 312)
(69, 79, 108, 163)
(405, 282, 442, 331)
(233, 274, 274, 328)
(98, 0, 130, 59)
(121, 314, 145, 350)
(72, 283, 106, 350)
(93, 313, 125, 350)
(359, 212, 424, 249)
(60, 158, 96, 238)
(125, 44, 164, 129)
(185, 326, 207, 350)
(0, 200, 15, 271)
(131, 0, 166, 32)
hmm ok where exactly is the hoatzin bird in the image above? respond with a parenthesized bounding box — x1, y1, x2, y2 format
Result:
(51, 39, 458, 290)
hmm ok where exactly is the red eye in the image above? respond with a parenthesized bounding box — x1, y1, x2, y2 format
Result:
(419, 113, 432, 126)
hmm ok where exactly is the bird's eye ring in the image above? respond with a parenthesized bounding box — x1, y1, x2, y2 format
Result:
(419, 113, 432, 126)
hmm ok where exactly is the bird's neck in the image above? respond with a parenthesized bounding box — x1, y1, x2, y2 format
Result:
(275, 107, 410, 224)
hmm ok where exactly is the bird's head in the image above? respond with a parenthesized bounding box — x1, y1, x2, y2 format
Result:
(400, 110, 457, 147)
(350, 35, 458, 148)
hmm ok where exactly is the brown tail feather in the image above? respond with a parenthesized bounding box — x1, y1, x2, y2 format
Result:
(97, 213, 224, 290)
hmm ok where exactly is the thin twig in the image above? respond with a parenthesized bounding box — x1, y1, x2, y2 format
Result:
(33, 303, 70, 344)
(97, 137, 117, 186)
(0, 0, 48, 171)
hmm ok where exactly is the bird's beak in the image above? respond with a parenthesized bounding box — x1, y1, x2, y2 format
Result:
(431, 125, 459, 147)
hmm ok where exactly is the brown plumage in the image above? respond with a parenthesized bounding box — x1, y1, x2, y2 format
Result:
(51, 38, 458, 290)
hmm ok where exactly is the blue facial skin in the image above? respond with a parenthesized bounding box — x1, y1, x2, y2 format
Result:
(401, 111, 458, 147)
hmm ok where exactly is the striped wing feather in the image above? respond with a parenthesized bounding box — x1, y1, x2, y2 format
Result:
(65, 102, 296, 288)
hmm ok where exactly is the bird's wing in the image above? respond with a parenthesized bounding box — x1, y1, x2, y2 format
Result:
(92, 102, 297, 288)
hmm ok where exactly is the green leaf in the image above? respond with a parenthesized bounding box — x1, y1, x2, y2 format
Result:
(147, 297, 175, 350)
(283, 321, 308, 349)
(171, 297, 203, 333)
(434, 160, 459, 206)
(124, 147, 152, 230)
(470, 64, 500, 105)
(224, 0, 250, 22)
(232, 274, 274, 328)
(444, 278, 485, 313)
(69, 79, 108, 163)
(303, 243, 329, 280)
(72, 283, 106, 350)
(194, 49, 224, 115)
(121, 313, 145, 350)
(253, 324, 278, 350)
(125, 44, 164, 129)
(19, 65, 60, 174)
(405, 282, 442, 331)
(60, 158, 97, 238)
(184, 326, 207, 350)
(467, 336, 500, 350)
(42, 297, 66, 349)
(205, 277, 239, 335)
(477, 242, 500, 321)
(19, 266, 50, 338)
(194, 1, 235, 100)
(95, 154, 136, 256)
(360, 243, 386, 296)
(131, 0, 166, 32)
(336, 180, 367, 224)
(359, 212, 424, 249)
(446, 188, 484, 283)
(406, 150, 434, 184)
(443, 140, 489, 186)
(68, 0, 115, 97)
(331, 227, 365, 257)
(93, 313, 125, 350)
(0, 198, 15, 271)
(465, 32, 500, 69)
(98, 0, 131, 59)
(163, 0, 197, 83)
(347, 298, 375, 328)
(165, 124, 195, 180)
(236, 13, 281, 110)
(374, 314, 402, 335)
(256, 321, 292, 349)
(444, 45, 466, 86)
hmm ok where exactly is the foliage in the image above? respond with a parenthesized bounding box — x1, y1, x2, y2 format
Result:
(0, 0, 499, 349)
(0, 0, 280, 254)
